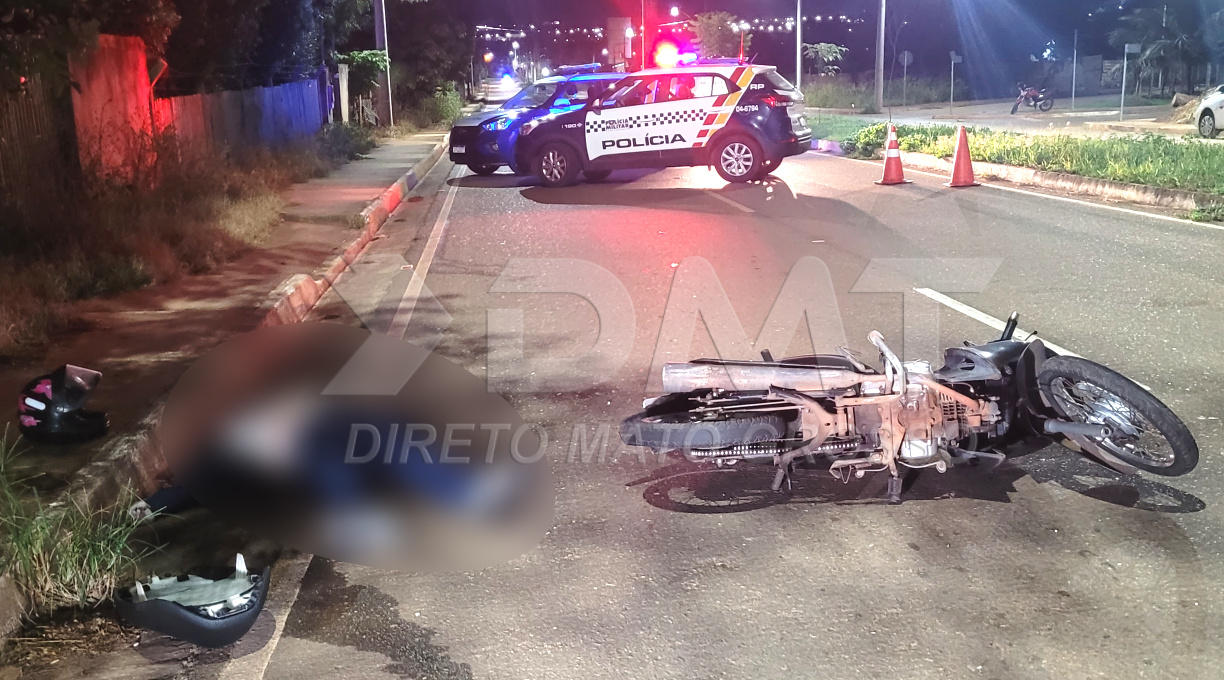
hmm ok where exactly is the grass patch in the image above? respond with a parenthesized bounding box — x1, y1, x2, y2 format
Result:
(0, 125, 370, 359)
(840, 121, 1224, 195)
(808, 113, 873, 142)
(803, 76, 970, 112)
(0, 427, 152, 617)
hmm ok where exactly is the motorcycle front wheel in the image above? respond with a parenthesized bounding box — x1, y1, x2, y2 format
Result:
(1011, 102, 1020, 115)
(1038, 357, 1198, 476)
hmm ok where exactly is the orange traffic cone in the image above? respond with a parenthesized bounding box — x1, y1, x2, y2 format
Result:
(874, 125, 911, 185)
(946, 126, 981, 187)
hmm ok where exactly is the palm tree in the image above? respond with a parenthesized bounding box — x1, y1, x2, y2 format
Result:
(1108, 4, 1207, 94)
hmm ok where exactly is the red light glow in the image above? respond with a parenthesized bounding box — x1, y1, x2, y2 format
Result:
(653, 41, 680, 69)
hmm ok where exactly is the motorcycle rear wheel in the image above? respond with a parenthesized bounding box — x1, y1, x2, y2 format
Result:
(1038, 98, 1054, 112)
(1038, 357, 1198, 476)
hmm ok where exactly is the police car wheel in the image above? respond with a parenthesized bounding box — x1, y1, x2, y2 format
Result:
(469, 164, 500, 176)
(583, 170, 612, 182)
(536, 143, 581, 188)
(714, 137, 763, 183)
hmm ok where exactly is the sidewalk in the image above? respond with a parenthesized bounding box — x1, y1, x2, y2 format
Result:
(0, 131, 447, 500)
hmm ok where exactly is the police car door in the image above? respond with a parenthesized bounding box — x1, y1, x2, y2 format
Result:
(584, 75, 707, 168)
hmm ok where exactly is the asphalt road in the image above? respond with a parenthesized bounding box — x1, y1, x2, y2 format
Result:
(253, 150, 1224, 680)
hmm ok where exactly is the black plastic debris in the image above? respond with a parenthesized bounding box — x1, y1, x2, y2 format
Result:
(114, 554, 270, 648)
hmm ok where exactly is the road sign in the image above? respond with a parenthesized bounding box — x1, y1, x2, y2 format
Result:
(899, 50, 913, 67)
(949, 50, 963, 64)
(1125, 43, 1141, 54)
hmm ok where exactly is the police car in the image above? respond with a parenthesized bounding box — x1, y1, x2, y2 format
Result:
(514, 61, 811, 187)
(449, 67, 626, 175)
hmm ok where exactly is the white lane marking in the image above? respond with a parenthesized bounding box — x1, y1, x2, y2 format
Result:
(829, 155, 1224, 232)
(215, 552, 314, 680)
(916, 287, 1154, 390)
(912, 287, 1082, 358)
(709, 191, 755, 213)
(387, 165, 466, 338)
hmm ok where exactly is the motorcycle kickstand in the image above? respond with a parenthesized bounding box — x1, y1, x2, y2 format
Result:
(771, 463, 794, 493)
(885, 474, 904, 505)
(885, 468, 922, 505)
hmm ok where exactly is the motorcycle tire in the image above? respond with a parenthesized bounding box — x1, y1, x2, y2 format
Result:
(1010, 102, 1019, 115)
(621, 395, 788, 451)
(1038, 356, 1198, 476)
(1038, 98, 1054, 112)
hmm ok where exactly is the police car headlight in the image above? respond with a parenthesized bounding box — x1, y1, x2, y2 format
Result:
(483, 117, 513, 132)
(520, 119, 541, 136)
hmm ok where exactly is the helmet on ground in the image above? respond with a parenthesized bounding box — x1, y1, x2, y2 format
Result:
(16, 365, 109, 444)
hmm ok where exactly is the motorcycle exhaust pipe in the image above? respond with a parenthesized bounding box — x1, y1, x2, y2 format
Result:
(1044, 420, 1113, 439)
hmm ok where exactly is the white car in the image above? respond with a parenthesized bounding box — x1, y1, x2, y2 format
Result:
(1195, 85, 1224, 138)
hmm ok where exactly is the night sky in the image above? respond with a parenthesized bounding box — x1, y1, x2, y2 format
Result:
(459, 1, 1220, 97)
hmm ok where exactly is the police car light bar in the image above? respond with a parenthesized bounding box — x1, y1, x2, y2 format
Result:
(554, 63, 604, 75)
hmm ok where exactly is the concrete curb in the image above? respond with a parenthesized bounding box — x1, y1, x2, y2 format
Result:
(0, 134, 450, 642)
(898, 151, 1222, 212)
(260, 136, 448, 326)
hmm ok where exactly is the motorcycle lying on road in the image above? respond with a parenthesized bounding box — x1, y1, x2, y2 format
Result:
(1011, 83, 1055, 114)
(620, 314, 1198, 504)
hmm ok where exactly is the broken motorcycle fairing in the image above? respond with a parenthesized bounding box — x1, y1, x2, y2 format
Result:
(114, 554, 270, 648)
(621, 313, 1199, 504)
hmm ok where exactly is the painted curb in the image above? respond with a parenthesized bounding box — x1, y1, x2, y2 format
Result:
(897, 151, 1222, 212)
(260, 136, 449, 327)
(0, 134, 450, 642)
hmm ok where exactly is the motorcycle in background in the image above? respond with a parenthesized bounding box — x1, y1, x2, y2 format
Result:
(620, 313, 1198, 505)
(1012, 82, 1055, 114)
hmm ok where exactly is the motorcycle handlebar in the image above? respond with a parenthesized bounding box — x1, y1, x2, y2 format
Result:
(868, 331, 907, 394)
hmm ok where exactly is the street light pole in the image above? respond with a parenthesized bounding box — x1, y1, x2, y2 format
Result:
(642, 0, 648, 70)
(875, 0, 886, 111)
(795, 0, 803, 90)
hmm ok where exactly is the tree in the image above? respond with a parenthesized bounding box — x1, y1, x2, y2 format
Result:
(1109, 3, 1207, 93)
(803, 43, 847, 76)
(159, 0, 270, 93)
(0, 0, 179, 93)
(385, 0, 471, 103)
(688, 12, 750, 60)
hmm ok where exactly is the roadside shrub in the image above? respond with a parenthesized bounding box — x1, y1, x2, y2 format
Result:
(401, 82, 464, 129)
(0, 131, 345, 358)
(321, 123, 377, 163)
(835, 119, 1224, 195)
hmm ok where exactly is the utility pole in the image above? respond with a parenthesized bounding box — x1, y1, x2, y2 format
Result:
(795, 0, 803, 89)
(373, 0, 393, 126)
(642, 0, 648, 70)
(1071, 29, 1077, 111)
(875, 0, 886, 111)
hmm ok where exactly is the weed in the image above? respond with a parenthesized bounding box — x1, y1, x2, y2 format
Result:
(1189, 204, 1224, 222)
(0, 127, 355, 358)
(0, 427, 153, 617)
